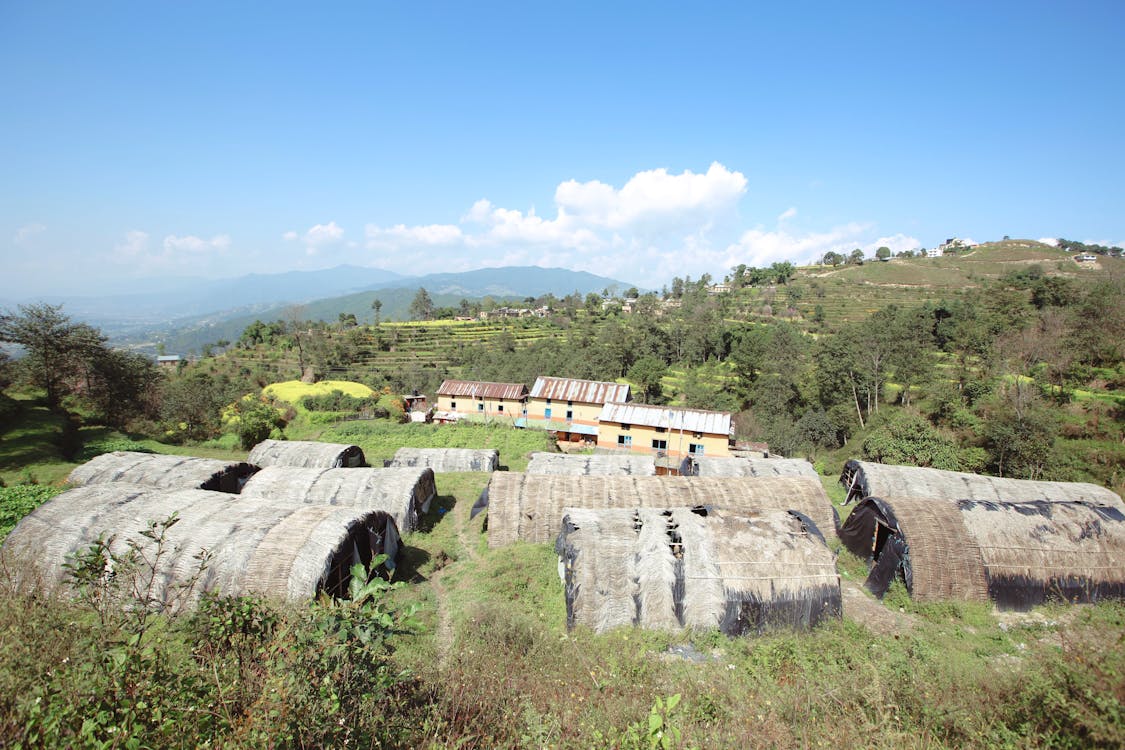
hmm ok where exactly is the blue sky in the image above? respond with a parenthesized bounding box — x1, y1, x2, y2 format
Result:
(2, 1, 1123, 296)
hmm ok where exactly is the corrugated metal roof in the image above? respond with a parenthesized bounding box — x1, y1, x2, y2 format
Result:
(437, 379, 528, 400)
(598, 402, 732, 436)
(529, 377, 631, 404)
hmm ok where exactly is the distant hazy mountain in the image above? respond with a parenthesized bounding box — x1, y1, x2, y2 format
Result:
(11, 265, 404, 328)
(125, 265, 636, 354)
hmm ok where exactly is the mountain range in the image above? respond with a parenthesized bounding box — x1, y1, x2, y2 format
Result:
(10, 265, 635, 354)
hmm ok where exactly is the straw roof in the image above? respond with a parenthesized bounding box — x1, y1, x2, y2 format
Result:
(839, 495, 1125, 608)
(388, 447, 499, 472)
(239, 466, 436, 533)
(1, 484, 399, 608)
(556, 507, 840, 635)
(525, 452, 656, 476)
(247, 439, 366, 469)
(68, 451, 259, 494)
(840, 459, 1124, 507)
(482, 474, 837, 547)
(690, 456, 818, 479)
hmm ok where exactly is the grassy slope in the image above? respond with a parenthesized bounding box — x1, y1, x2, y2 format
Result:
(0, 393, 1123, 746)
(384, 472, 1125, 748)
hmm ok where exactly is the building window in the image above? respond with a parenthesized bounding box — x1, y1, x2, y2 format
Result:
(621, 423, 631, 431)
(566, 410, 573, 421)
(689, 443, 705, 455)
(693, 432, 703, 439)
(497, 404, 504, 412)
(655, 426, 667, 433)
(618, 435, 632, 448)
(546, 398, 552, 405)
(545, 407, 552, 419)
(651, 439, 668, 450)
(450, 401, 456, 410)
(567, 400, 573, 406)
(478, 403, 484, 412)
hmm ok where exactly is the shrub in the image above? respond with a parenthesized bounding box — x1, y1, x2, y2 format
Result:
(0, 484, 62, 541)
(76, 437, 156, 462)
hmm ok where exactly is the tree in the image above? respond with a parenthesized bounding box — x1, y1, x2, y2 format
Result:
(627, 356, 667, 404)
(371, 298, 383, 325)
(409, 288, 434, 321)
(0, 303, 104, 408)
(86, 349, 161, 428)
(769, 261, 795, 284)
(875, 246, 891, 261)
(821, 251, 844, 267)
(848, 248, 865, 265)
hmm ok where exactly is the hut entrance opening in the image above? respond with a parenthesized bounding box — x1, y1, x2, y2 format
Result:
(322, 522, 391, 600)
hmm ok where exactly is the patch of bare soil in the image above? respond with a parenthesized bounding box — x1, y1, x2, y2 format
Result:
(840, 580, 916, 636)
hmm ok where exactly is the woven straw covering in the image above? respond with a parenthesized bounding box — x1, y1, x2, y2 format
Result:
(840, 460, 1124, 507)
(959, 499, 1125, 609)
(484, 474, 837, 547)
(68, 451, 258, 493)
(691, 457, 818, 479)
(247, 439, 366, 469)
(388, 447, 499, 472)
(239, 466, 436, 533)
(878, 496, 990, 602)
(525, 452, 657, 476)
(557, 507, 840, 634)
(1, 484, 399, 608)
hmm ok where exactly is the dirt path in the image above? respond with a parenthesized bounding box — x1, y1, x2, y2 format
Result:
(840, 580, 917, 636)
(430, 491, 482, 667)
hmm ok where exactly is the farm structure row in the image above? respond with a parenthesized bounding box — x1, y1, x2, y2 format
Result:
(434, 376, 736, 463)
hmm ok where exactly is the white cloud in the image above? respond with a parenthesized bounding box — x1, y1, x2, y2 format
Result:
(303, 221, 344, 247)
(163, 234, 231, 253)
(114, 230, 150, 257)
(554, 162, 746, 230)
(365, 223, 464, 248)
(349, 162, 915, 288)
(13, 223, 46, 244)
(862, 233, 922, 256)
(726, 222, 873, 267)
(282, 230, 298, 241)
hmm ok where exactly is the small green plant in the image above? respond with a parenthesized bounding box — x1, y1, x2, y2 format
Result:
(616, 694, 689, 750)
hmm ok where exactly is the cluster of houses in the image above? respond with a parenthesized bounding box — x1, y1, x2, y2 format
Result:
(432, 376, 733, 462)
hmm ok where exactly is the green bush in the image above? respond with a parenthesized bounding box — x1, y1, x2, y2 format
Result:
(76, 437, 156, 462)
(0, 484, 62, 540)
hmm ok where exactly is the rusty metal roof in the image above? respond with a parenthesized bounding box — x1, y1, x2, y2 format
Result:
(598, 402, 732, 436)
(529, 377, 631, 404)
(436, 379, 528, 400)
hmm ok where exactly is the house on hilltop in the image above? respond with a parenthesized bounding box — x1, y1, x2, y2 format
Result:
(434, 379, 528, 423)
(525, 376, 630, 444)
(596, 402, 733, 460)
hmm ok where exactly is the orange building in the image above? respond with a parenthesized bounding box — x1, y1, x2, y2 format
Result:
(434, 379, 528, 423)
(525, 376, 631, 444)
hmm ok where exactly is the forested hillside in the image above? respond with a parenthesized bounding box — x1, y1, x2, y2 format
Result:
(119, 240, 1122, 491)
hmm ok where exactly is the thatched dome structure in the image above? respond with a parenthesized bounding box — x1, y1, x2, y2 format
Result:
(525, 452, 656, 476)
(557, 507, 840, 635)
(479, 474, 837, 547)
(1, 484, 399, 609)
(840, 459, 1124, 507)
(239, 466, 436, 533)
(688, 456, 818, 479)
(68, 451, 258, 494)
(838, 495, 1125, 609)
(247, 439, 366, 469)
(387, 447, 499, 472)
